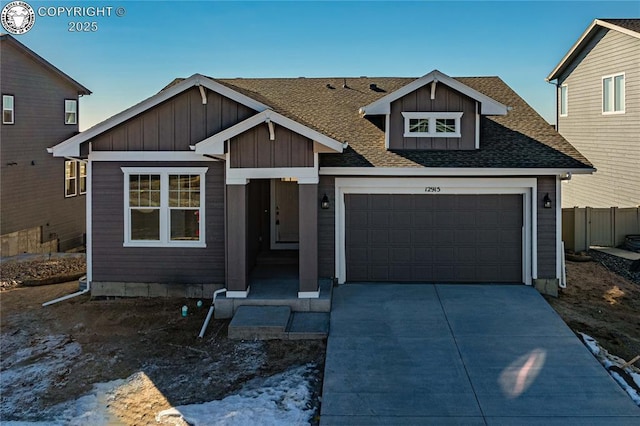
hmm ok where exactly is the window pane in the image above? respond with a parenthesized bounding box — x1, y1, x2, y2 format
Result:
(131, 209, 160, 240)
(614, 75, 624, 112)
(3, 95, 13, 109)
(170, 209, 200, 240)
(435, 118, 456, 133)
(603, 77, 611, 112)
(560, 85, 567, 115)
(409, 118, 429, 133)
(80, 176, 86, 193)
(129, 174, 160, 207)
(169, 174, 200, 207)
(3, 110, 12, 123)
(66, 179, 76, 196)
(65, 112, 76, 124)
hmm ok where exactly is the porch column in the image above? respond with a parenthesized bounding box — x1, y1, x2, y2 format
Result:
(226, 183, 249, 297)
(298, 183, 319, 297)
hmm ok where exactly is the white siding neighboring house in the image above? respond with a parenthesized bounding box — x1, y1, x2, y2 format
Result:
(547, 19, 640, 208)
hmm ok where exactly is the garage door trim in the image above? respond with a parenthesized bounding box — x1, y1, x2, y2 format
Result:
(334, 177, 537, 285)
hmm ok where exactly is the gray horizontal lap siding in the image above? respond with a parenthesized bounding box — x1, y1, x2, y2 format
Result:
(91, 161, 225, 284)
(0, 40, 85, 250)
(90, 88, 257, 151)
(230, 125, 314, 168)
(558, 28, 640, 207)
(389, 83, 476, 150)
(537, 176, 557, 278)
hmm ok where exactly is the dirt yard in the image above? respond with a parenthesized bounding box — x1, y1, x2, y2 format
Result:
(1, 252, 639, 423)
(545, 255, 640, 364)
(0, 262, 325, 424)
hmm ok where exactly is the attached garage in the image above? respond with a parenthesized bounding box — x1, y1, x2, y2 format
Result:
(335, 178, 536, 285)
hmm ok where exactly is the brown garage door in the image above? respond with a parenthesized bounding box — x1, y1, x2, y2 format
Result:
(346, 194, 523, 283)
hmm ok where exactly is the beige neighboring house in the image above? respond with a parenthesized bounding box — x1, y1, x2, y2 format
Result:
(547, 19, 640, 208)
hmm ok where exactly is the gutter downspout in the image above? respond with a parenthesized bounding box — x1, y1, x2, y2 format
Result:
(42, 277, 90, 307)
(198, 288, 227, 338)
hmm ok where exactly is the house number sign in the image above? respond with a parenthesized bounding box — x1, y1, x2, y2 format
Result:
(424, 187, 442, 193)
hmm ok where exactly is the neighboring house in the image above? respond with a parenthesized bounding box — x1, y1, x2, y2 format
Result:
(547, 19, 640, 208)
(49, 69, 593, 304)
(1, 34, 91, 256)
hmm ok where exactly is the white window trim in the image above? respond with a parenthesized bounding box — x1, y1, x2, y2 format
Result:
(559, 84, 568, 117)
(79, 161, 87, 195)
(121, 167, 208, 248)
(65, 99, 77, 125)
(602, 72, 625, 115)
(402, 112, 463, 138)
(3, 95, 14, 124)
(64, 160, 78, 197)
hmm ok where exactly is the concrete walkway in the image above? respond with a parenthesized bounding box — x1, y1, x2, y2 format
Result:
(321, 284, 640, 425)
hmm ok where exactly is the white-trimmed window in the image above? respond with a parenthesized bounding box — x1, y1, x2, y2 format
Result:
(560, 84, 568, 117)
(65, 160, 77, 197)
(3, 95, 14, 124)
(603, 73, 625, 114)
(79, 161, 87, 194)
(65, 99, 77, 124)
(402, 112, 463, 137)
(122, 167, 207, 247)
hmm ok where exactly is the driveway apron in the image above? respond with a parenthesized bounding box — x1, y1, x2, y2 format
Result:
(320, 284, 640, 425)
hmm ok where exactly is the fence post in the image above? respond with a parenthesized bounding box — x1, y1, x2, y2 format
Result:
(585, 207, 591, 249)
(611, 207, 617, 247)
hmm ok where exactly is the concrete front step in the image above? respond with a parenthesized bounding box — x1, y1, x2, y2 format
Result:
(228, 305, 329, 340)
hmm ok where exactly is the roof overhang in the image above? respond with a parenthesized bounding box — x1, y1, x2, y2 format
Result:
(1, 34, 91, 95)
(359, 69, 508, 116)
(48, 74, 271, 157)
(547, 19, 640, 82)
(194, 109, 344, 155)
(319, 167, 595, 176)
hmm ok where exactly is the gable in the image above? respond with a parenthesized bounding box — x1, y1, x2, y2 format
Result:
(230, 125, 314, 168)
(88, 87, 256, 153)
(388, 83, 478, 150)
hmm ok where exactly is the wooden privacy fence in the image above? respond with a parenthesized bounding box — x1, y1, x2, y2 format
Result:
(563, 207, 640, 252)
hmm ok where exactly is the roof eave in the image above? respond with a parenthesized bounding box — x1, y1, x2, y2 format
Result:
(547, 19, 640, 82)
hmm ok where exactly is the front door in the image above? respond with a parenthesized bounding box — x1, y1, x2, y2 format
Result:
(271, 179, 299, 249)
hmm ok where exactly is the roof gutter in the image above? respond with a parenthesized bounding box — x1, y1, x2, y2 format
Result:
(318, 167, 595, 176)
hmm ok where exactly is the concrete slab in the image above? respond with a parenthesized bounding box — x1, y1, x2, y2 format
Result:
(321, 284, 640, 424)
(227, 305, 290, 340)
(287, 312, 329, 339)
(592, 246, 640, 261)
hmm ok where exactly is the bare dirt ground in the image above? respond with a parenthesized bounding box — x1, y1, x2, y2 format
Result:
(2, 252, 639, 423)
(545, 255, 640, 364)
(0, 258, 325, 425)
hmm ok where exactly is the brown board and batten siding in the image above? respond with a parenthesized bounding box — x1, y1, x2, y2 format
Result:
(230, 125, 314, 168)
(388, 83, 476, 150)
(537, 176, 557, 278)
(89, 88, 257, 152)
(91, 161, 225, 284)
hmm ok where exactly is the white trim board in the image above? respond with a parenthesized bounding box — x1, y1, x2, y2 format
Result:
(360, 70, 508, 116)
(49, 74, 271, 157)
(319, 167, 595, 176)
(333, 177, 537, 286)
(194, 109, 344, 155)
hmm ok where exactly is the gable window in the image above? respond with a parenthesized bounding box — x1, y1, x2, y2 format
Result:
(3, 95, 14, 124)
(122, 167, 207, 247)
(65, 160, 77, 197)
(603, 73, 624, 114)
(79, 162, 87, 194)
(65, 99, 77, 124)
(560, 84, 568, 117)
(402, 112, 463, 138)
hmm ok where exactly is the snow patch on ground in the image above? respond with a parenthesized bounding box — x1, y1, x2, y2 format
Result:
(156, 364, 316, 426)
(580, 332, 640, 406)
(0, 332, 82, 420)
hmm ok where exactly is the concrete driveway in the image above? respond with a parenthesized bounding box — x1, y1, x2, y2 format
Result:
(320, 284, 640, 425)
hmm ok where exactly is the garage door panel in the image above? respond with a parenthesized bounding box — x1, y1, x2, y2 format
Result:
(345, 194, 522, 283)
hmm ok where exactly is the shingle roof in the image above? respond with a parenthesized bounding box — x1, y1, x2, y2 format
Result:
(211, 76, 592, 169)
(599, 18, 640, 34)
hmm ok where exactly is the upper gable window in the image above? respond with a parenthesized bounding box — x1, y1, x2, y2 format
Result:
(3, 95, 14, 124)
(402, 112, 463, 138)
(602, 73, 624, 114)
(65, 99, 77, 124)
(560, 84, 568, 117)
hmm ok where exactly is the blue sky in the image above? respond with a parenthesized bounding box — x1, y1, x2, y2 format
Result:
(9, 0, 640, 130)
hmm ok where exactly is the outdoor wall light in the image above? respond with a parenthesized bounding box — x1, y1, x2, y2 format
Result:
(543, 193, 552, 209)
(321, 194, 330, 210)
